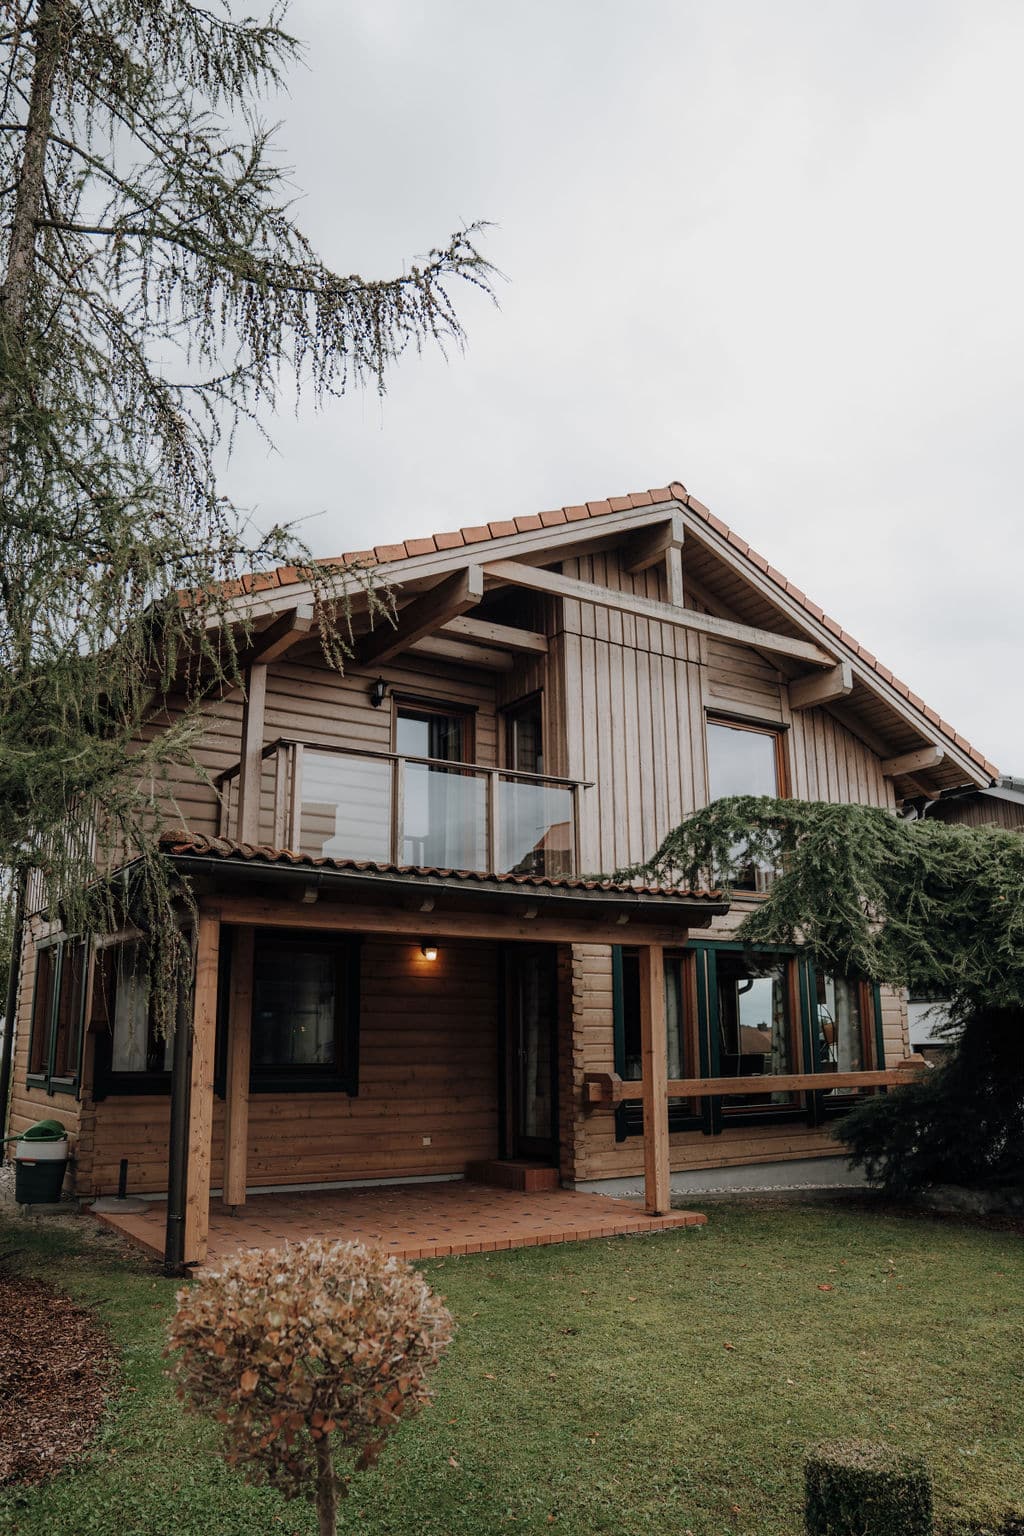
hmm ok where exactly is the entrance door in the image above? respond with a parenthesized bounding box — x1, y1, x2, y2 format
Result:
(505, 947, 559, 1162)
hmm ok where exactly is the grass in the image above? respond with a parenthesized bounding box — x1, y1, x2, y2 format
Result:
(1, 1198, 1021, 1536)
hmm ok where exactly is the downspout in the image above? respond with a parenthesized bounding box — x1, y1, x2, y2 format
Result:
(0, 867, 27, 1147)
(164, 962, 193, 1277)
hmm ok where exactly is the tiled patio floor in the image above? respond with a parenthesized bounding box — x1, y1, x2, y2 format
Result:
(93, 1180, 706, 1264)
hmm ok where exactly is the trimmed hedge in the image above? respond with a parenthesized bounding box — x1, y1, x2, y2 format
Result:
(805, 1439, 933, 1536)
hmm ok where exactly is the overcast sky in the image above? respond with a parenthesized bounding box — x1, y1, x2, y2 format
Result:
(227, 1, 1023, 774)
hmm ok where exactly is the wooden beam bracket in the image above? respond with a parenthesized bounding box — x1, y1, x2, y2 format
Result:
(882, 745, 945, 778)
(483, 559, 835, 667)
(788, 662, 853, 711)
(359, 566, 484, 666)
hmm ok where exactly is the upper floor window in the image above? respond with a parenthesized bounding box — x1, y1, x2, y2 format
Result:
(706, 717, 786, 890)
(395, 703, 472, 764)
(503, 695, 543, 775)
(27, 937, 87, 1095)
(394, 702, 482, 869)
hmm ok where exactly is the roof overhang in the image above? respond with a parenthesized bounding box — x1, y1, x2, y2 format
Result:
(159, 840, 728, 946)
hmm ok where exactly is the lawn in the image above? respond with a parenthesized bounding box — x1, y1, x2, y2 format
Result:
(1, 1199, 1021, 1536)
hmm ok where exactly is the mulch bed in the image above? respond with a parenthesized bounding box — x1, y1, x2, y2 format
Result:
(0, 1265, 114, 1486)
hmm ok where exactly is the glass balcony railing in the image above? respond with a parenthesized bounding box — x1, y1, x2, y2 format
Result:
(217, 739, 582, 877)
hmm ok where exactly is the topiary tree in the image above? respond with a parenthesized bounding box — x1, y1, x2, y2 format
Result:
(167, 1238, 454, 1536)
(616, 796, 1024, 1194)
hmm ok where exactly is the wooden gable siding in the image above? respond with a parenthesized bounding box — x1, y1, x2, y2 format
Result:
(81, 937, 500, 1196)
(554, 546, 894, 878)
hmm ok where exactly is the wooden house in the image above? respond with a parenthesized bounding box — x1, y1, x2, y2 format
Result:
(5, 480, 999, 1268)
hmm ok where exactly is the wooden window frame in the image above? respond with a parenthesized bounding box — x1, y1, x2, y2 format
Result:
(704, 712, 791, 798)
(249, 930, 361, 1096)
(499, 690, 544, 775)
(704, 713, 790, 896)
(612, 942, 885, 1139)
(612, 946, 706, 1140)
(91, 940, 177, 1100)
(25, 936, 88, 1098)
(390, 695, 477, 765)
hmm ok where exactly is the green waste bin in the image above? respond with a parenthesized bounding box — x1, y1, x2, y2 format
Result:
(13, 1119, 69, 1204)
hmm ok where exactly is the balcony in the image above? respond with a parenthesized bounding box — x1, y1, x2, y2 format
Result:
(217, 739, 585, 878)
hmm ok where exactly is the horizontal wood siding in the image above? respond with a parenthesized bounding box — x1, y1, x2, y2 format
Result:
(82, 937, 500, 1195)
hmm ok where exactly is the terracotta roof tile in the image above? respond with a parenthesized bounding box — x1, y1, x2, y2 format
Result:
(158, 831, 722, 904)
(226, 472, 995, 780)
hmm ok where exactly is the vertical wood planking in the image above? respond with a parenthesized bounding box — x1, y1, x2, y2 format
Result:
(223, 926, 254, 1209)
(184, 909, 220, 1266)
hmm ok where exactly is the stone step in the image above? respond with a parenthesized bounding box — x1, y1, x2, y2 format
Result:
(465, 1159, 560, 1193)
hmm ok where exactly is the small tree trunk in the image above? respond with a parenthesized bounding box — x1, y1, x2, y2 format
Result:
(314, 1434, 338, 1536)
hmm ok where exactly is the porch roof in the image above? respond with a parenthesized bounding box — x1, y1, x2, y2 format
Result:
(158, 830, 729, 933)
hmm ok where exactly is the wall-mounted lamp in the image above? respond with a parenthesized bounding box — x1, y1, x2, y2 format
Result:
(420, 941, 439, 962)
(369, 676, 388, 709)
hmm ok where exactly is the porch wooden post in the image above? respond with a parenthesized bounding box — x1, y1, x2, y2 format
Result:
(639, 943, 671, 1215)
(236, 663, 267, 843)
(223, 926, 253, 1212)
(184, 908, 220, 1267)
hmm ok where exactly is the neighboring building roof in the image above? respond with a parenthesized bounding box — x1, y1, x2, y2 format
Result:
(158, 831, 726, 910)
(240, 479, 997, 784)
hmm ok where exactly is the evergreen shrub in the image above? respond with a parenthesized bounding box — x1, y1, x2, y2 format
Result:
(804, 1439, 933, 1536)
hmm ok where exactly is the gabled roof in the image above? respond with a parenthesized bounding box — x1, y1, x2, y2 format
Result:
(242, 479, 998, 788)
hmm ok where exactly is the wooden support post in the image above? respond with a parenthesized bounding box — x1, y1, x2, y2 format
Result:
(183, 909, 220, 1267)
(223, 927, 253, 1212)
(638, 944, 671, 1216)
(236, 663, 267, 843)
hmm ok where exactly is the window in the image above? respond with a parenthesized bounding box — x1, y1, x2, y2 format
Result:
(714, 949, 796, 1108)
(251, 933, 359, 1094)
(706, 717, 786, 891)
(614, 942, 883, 1137)
(395, 702, 484, 868)
(613, 949, 702, 1137)
(499, 695, 572, 876)
(91, 941, 176, 1096)
(503, 695, 543, 775)
(27, 938, 87, 1094)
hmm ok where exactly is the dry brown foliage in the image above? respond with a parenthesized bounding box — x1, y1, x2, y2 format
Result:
(167, 1239, 453, 1532)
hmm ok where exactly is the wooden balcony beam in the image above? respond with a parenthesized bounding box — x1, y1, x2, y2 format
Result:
(249, 602, 316, 664)
(622, 513, 685, 575)
(441, 615, 549, 654)
(359, 565, 484, 666)
(788, 662, 854, 711)
(483, 559, 836, 667)
(882, 745, 945, 778)
(410, 634, 515, 671)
